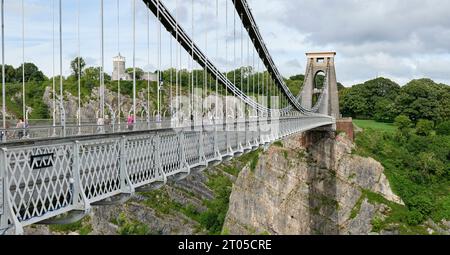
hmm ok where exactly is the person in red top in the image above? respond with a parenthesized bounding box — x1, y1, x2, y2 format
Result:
(127, 114, 134, 131)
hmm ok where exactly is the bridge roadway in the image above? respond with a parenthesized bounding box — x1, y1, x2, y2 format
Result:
(0, 116, 333, 234)
(0, 118, 176, 144)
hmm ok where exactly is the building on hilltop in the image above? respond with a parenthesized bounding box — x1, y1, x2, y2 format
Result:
(112, 54, 127, 81)
(141, 72, 158, 82)
(112, 54, 157, 82)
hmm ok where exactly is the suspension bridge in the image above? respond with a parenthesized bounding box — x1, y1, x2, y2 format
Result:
(0, 0, 340, 235)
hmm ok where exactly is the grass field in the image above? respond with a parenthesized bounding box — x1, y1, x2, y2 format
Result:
(353, 119, 397, 133)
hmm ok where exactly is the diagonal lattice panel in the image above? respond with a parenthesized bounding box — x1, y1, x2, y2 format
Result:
(183, 131, 201, 167)
(126, 135, 158, 187)
(79, 139, 121, 202)
(252, 130, 259, 145)
(237, 130, 246, 149)
(160, 133, 183, 176)
(203, 132, 216, 161)
(5, 143, 73, 223)
(217, 131, 228, 155)
(248, 122, 258, 145)
(230, 131, 239, 151)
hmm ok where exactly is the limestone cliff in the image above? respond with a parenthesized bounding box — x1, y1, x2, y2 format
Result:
(43, 86, 158, 122)
(223, 132, 403, 235)
(41, 86, 222, 122)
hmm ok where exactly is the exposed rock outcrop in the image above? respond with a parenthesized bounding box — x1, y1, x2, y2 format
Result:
(42, 86, 225, 122)
(43, 87, 156, 122)
(223, 132, 403, 235)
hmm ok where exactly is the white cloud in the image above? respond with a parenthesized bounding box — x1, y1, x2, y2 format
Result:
(2, 0, 449, 87)
(268, 0, 450, 85)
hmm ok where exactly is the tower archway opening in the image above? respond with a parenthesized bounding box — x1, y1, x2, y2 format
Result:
(312, 71, 325, 107)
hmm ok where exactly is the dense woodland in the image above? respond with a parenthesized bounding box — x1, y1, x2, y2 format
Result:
(354, 119, 450, 232)
(339, 77, 450, 125)
(344, 79, 449, 232)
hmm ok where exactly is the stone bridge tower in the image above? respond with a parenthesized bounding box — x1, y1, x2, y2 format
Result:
(301, 52, 340, 119)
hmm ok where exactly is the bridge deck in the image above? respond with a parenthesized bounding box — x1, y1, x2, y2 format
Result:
(0, 117, 334, 234)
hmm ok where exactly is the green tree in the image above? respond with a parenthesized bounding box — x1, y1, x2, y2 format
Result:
(341, 90, 369, 118)
(395, 115, 412, 136)
(289, 74, 305, 81)
(340, 77, 400, 119)
(337, 82, 345, 92)
(70, 57, 86, 78)
(340, 77, 449, 123)
(405, 194, 435, 225)
(374, 98, 397, 123)
(126, 67, 144, 80)
(436, 84, 450, 123)
(416, 119, 434, 136)
(84, 67, 111, 82)
(436, 121, 450, 136)
(314, 72, 325, 89)
(395, 79, 447, 124)
(0, 64, 17, 82)
(15, 63, 47, 82)
(286, 76, 304, 97)
(417, 152, 445, 180)
(84, 67, 99, 82)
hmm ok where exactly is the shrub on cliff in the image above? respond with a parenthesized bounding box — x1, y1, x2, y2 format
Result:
(436, 121, 450, 136)
(416, 119, 434, 136)
(355, 125, 450, 230)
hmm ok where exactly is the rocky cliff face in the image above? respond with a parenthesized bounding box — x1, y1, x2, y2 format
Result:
(223, 132, 403, 235)
(41, 86, 223, 122)
(43, 87, 157, 122)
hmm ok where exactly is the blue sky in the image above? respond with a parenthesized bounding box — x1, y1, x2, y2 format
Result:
(3, 0, 450, 86)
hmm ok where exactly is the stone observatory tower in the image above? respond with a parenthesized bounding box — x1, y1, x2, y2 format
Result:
(112, 54, 127, 81)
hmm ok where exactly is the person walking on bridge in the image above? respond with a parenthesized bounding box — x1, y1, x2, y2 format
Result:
(97, 116, 105, 134)
(127, 114, 135, 131)
(24, 119, 30, 138)
(15, 118, 25, 139)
